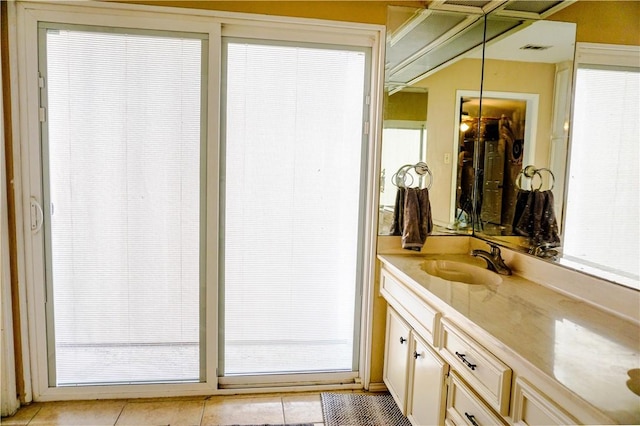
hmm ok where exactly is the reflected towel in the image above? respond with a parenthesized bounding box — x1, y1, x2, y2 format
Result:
(401, 187, 433, 251)
(512, 190, 531, 234)
(389, 187, 406, 236)
(513, 190, 560, 247)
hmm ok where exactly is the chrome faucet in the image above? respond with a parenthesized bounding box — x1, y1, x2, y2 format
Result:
(531, 242, 561, 260)
(471, 243, 512, 275)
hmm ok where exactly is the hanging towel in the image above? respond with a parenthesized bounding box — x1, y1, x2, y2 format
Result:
(401, 187, 433, 251)
(389, 187, 406, 236)
(534, 190, 560, 247)
(513, 189, 533, 236)
(513, 190, 560, 247)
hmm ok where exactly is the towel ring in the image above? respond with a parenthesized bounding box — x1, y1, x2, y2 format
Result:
(392, 162, 433, 189)
(516, 165, 555, 191)
(392, 168, 414, 187)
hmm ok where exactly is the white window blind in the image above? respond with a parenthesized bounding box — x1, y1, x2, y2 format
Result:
(44, 27, 204, 385)
(222, 41, 367, 375)
(563, 65, 639, 283)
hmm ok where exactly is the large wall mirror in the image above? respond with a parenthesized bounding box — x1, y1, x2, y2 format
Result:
(474, 13, 576, 253)
(380, 4, 486, 235)
(379, 1, 639, 291)
(379, 1, 574, 235)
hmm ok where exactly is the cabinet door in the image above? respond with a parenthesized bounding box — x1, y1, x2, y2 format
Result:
(384, 307, 411, 414)
(408, 334, 449, 426)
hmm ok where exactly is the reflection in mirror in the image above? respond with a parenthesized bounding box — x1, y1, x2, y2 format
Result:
(454, 92, 540, 233)
(379, 5, 484, 235)
(378, 88, 428, 234)
(473, 18, 576, 258)
(560, 44, 639, 289)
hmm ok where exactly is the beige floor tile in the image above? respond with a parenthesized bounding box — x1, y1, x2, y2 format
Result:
(27, 400, 125, 426)
(0, 403, 42, 426)
(201, 396, 284, 426)
(282, 394, 323, 424)
(115, 399, 205, 426)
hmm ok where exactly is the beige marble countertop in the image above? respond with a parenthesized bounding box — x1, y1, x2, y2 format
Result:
(378, 253, 640, 424)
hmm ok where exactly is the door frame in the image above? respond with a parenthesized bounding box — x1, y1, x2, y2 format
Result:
(451, 89, 538, 225)
(14, 2, 222, 401)
(10, 0, 384, 401)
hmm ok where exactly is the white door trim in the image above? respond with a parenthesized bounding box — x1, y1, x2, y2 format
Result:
(12, 0, 384, 400)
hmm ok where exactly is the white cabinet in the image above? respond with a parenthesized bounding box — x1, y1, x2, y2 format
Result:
(439, 318, 512, 416)
(384, 307, 411, 413)
(380, 269, 440, 346)
(383, 306, 449, 425)
(512, 378, 577, 425)
(446, 371, 507, 426)
(379, 261, 617, 425)
(408, 333, 449, 426)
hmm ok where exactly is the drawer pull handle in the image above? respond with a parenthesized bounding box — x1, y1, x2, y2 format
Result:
(413, 351, 421, 359)
(455, 351, 477, 371)
(465, 412, 479, 426)
(399, 337, 407, 344)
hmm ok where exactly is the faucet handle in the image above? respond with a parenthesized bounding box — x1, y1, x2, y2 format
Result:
(488, 243, 501, 257)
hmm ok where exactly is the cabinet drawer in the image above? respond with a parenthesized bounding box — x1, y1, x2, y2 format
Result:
(446, 371, 507, 426)
(440, 318, 512, 415)
(381, 269, 440, 346)
(512, 378, 576, 425)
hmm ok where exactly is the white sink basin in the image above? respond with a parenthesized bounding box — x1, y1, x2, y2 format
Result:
(421, 259, 502, 286)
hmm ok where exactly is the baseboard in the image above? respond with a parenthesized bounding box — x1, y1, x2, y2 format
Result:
(367, 382, 388, 393)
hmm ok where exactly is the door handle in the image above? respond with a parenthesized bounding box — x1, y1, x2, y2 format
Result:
(30, 197, 44, 234)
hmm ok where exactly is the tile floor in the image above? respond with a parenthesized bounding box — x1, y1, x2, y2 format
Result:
(1, 392, 330, 426)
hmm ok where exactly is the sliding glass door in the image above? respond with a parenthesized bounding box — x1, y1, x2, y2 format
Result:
(40, 24, 207, 386)
(220, 39, 370, 377)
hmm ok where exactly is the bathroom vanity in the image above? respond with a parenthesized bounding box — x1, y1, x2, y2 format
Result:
(378, 238, 640, 425)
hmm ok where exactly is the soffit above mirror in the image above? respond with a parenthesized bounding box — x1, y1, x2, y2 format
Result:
(481, 18, 576, 63)
(428, 0, 574, 17)
(386, 0, 576, 91)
